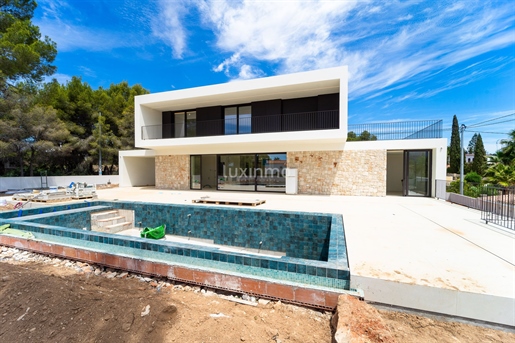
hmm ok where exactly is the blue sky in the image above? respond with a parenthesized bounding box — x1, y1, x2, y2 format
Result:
(34, 0, 514, 153)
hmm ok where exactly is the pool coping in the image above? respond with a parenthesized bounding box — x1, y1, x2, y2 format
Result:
(0, 234, 362, 310)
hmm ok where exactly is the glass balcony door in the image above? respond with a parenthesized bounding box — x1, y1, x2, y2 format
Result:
(175, 111, 196, 138)
(174, 112, 185, 137)
(224, 105, 251, 135)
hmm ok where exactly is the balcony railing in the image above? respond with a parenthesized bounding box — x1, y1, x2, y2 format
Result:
(141, 110, 339, 140)
(348, 120, 443, 141)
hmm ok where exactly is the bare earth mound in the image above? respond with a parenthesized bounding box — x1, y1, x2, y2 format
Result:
(0, 247, 513, 343)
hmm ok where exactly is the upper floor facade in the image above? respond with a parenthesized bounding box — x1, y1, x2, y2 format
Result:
(135, 67, 348, 155)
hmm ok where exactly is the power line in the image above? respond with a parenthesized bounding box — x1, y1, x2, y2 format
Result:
(467, 130, 512, 135)
(467, 119, 515, 128)
(467, 112, 515, 128)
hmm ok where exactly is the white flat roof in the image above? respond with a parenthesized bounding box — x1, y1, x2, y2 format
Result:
(136, 67, 346, 111)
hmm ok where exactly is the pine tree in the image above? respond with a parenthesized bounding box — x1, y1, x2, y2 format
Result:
(467, 133, 478, 154)
(472, 134, 486, 175)
(449, 115, 461, 173)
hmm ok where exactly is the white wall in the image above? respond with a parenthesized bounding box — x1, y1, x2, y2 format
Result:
(0, 175, 118, 191)
(134, 67, 348, 151)
(119, 150, 156, 187)
(144, 131, 347, 155)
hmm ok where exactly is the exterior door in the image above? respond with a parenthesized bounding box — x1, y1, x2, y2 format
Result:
(403, 150, 432, 197)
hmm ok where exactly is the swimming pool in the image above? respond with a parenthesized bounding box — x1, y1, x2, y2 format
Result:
(0, 200, 350, 290)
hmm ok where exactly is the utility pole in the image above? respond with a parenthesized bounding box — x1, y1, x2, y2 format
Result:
(459, 124, 466, 194)
(98, 112, 102, 176)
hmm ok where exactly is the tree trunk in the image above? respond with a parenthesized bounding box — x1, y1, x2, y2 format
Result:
(29, 147, 35, 176)
(19, 154, 24, 177)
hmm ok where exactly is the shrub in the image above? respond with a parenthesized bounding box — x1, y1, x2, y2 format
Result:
(464, 172, 482, 184)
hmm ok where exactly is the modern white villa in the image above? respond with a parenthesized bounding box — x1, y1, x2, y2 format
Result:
(119, 67, 447, 197)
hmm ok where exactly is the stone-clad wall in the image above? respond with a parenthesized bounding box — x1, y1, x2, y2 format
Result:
(155, 155, 189, 190)
(287, 150, 386, 196)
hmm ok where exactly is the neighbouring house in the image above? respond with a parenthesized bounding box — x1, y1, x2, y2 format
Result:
(465, 153, 474, 163)
(119, 67, 447, 197)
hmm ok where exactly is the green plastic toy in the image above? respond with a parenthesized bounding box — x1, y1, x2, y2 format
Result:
(140, 224, 166, 240)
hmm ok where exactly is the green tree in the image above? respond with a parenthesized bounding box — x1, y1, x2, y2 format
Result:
(0, 90, 69, 176)
(347, 130, 377, 141)
(471, 133, 486, 175)
(448, 115, 461, 173)
(499, 129, 515, 164)
(358, 130, 377, 141)
(0, 0, 57, 87)
(467, 133, 478, 153)
(484, 161, 515, 187)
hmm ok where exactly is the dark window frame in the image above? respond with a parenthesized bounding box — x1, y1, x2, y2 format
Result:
(224, 104, 252, 135)
(174, 110, 197, 138)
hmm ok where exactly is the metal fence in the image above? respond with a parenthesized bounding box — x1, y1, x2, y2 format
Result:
(440, 179, 515, 231)
(141, 110, 339, 140)
(480, 185, 514, 231)
(348, 120, 443, 141)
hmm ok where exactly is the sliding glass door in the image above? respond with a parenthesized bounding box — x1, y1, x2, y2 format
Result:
(190, 155, 201, 189)
(175, 111, 196, 138)
(218, 154, 256, 191)
(403, 150, 431, 197)
(216, 153, 286, 192)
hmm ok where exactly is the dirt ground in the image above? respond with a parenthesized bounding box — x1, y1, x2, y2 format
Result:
(0, 252, 513, 343)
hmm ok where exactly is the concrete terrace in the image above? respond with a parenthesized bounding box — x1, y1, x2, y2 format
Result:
(94, 187, 515, 326)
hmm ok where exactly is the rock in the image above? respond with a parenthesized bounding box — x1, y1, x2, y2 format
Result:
(258, 299, 270, 306)
(117, 272, 128, 278)
(184, 286, 191, 292)
(141, 305, 150, 317)
(149, 281, 158, 287)
(331, 294, 395, 343)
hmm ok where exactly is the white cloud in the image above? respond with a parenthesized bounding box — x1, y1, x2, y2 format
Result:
(195, 0, 359, 77)
(44, 73, 72, 84)
(152, 0, 188, 58)
(178, 0, 514, 99)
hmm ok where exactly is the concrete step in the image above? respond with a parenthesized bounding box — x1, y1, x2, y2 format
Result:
(105, 222, 132, 231)
(91, 210, 119, 220)
(97, 215, 124, 223)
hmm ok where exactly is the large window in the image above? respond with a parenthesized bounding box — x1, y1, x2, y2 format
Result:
(174, 111, 196, 137)
(217, 153, 286, 192)
(190, 155, 201, 189)
(224, 105, 251, 135)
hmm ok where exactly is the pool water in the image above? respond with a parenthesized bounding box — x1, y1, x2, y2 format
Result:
(0, 200, 350, 290)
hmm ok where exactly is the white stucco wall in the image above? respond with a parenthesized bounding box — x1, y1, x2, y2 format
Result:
(134, 67, 348, 152)
(119, 150, 156, 187)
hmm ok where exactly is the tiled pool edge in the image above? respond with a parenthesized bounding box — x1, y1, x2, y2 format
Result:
(0, 234, 360, 310)
(1, 202, 350, 290)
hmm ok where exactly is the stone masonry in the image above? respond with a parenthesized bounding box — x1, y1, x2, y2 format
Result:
(155, 155, 190, 190)
(287, 150, 386, 196)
